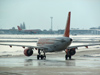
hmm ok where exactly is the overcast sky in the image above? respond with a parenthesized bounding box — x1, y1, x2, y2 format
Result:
(0, 0, 100, 30)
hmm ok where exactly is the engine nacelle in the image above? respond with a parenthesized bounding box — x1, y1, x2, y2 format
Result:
(24, 48, 33, 56)
(69, 48, 76, 56)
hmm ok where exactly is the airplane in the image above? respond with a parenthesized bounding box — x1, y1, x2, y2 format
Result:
(17, 26, 41, 34)
(0, 12, 99, 60)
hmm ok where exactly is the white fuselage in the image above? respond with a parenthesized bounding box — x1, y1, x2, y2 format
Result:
(37, 37, 72, 52)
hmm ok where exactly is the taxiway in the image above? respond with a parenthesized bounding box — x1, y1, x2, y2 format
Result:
(0, 48, 100, 75)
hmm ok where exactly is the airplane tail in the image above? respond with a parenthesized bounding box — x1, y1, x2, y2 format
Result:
(63, 12, 71, 37)
(17, 26, 22, 31)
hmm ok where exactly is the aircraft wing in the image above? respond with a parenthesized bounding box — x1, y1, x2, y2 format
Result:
(73, 40, 100, 43)
(0, 40, 37, 42)
(67, 44, 100, 49)
(0, 37, 38, 42)
(0, 37, 39, 39)
(0, 43, 47, 50)
(1, 38, 99, 43)
(0, 43, 99, 51)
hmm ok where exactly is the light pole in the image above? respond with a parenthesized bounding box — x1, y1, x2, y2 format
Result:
(50, 17, 53, 34)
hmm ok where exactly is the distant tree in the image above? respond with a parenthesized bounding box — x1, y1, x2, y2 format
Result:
(12, 27, 15, 30)
(90, 27, 97, 29)
(23, 22, 26, 29)
(98, 26, 100, 29)
(20, 23, 23, 29)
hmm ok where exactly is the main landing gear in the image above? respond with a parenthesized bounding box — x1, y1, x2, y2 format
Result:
(65, 49, 72, 60)
(65, 55, 71, 60)
(37, 49, 46, 60)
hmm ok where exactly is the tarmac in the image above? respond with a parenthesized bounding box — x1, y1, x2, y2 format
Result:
(0, 48, 100, 75)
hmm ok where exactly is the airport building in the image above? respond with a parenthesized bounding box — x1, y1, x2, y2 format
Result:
(57, 29, 100, 35)
(0, 28, 100, 35)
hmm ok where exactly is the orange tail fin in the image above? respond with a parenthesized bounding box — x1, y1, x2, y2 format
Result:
(17, 26, 22, 31)
(64, 12, 71, 37)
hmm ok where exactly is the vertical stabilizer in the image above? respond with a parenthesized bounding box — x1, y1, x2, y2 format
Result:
(64, 12, 71, 37)
(17, 26, 22, 31)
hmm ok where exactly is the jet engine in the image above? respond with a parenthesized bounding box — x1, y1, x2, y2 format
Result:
(24, 48, 33, 56)
(69, 48, 76, 56)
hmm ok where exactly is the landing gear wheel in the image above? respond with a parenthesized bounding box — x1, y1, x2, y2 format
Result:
(41, 55, 44, 60)
(37, 55, 40, 60)
(43, 55, 46, 60)
(41, 55, 46, 60)
(69, 55, 71, 60)
(65, 55, 68, 60)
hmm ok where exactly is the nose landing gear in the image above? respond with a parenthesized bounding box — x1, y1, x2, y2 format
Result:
(37, 49, 46, 60)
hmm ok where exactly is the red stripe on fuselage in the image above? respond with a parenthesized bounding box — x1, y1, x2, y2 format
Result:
(37, 38, 55, 45)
